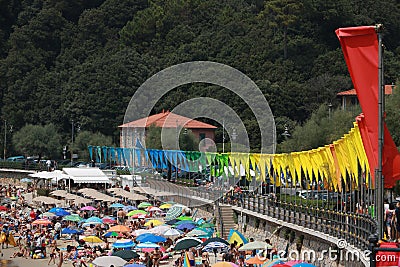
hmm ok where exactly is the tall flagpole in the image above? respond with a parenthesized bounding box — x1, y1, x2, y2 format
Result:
(376, 24, 384, 240)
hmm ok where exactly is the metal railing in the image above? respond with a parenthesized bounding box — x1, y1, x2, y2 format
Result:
(147, 176, 377, 251)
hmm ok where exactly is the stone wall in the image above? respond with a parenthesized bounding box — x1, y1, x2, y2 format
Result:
(236, 211, 366, 267)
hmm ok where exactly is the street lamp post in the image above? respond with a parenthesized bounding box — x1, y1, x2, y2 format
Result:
(71, 120, 74, 166)
(328, 103, 333, 120)
(222, 119, 225, 153)
(231, 128, 238, 187)
(282, 125, 290, 139)
(70, 120, 80, 166)
(3, 120, 13, 160)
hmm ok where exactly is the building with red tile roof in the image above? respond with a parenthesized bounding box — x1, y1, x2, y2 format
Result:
(119, 111, 216, 150)
(337, 84, 395, 110)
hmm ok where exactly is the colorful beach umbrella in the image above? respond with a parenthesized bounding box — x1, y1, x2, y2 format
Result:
(186, 229, 209, 237)
(48, 207, 70, 216)
(32, 219, 52, 225)
(163, 229, 182, 238)
(174, 237, 202, 250)
(80, 206, 97, 211)
(82, 236, 104, 243)
(127, 210, 147, 216)
(144, 219, 163, 227)
(61, 228, 81, 235)
(262, 257, 285, 267)
(135, 242, 160, 249)
(112, 250, 139, 260)
(202, 242, 229, 252)
(102, 216, 116, 224)
(110, 203, 126, 208)
(202, 237, 229, 246)
(165, 205, 185, 221)
(92, 256, 127, 267)
(246, 256, 268, 265)
(108, 225, 131, 232)
(149, 225, 171, 235)
(138, 202, 152, 209)
(85, 216, 103, 223)
(136, 234, 166, 243)
(227, 229, 247, 246)
(103, 231, 123, 238)
(239, 241, 269, 251)
(63, 214, 83, 222)
(177, 215, 192, 221)
(285, 260, 305, 266)
(112, 239, 135, 248)
(123, 205, 137, 211)
(148, 207, 162, 212)
(176, 223, 196, 231)
(159, 203, 172, 209)
(175, 220, 195, 226)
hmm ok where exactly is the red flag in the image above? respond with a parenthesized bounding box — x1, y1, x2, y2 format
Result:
(336, 26, 400, 188)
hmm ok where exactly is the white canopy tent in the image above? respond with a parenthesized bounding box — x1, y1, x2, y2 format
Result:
(62, 168, 110, 184)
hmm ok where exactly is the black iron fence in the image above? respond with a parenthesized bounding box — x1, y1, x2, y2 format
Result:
(147, 176, 377, 251)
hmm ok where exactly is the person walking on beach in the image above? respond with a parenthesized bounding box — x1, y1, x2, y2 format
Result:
(48, 241, 58, 265)
(57, 250, 63, 267)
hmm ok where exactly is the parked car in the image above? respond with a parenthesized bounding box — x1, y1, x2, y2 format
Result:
(6, 156, 25, 162)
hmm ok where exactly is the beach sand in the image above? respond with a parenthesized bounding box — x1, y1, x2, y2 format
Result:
(0, 243, 223, 267)
(0, 240, 75, 267)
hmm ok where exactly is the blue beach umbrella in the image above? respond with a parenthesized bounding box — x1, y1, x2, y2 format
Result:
(123, 205, 137, 211)
(48, 207, 70, 216)
(110, 203, 125, 208)
(135, 242, 160, 249)
(176, 223, 196, 231)
(112, 239, 135, 249)
(85, 216, 103, 223)
(292, 263, 317, 267)
(61, 228, 81, 235)
(136, 234, 166, 243)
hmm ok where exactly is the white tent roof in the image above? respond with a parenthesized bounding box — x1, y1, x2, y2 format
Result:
(30, 170, 70, 179)
(62, 168, 110, 184)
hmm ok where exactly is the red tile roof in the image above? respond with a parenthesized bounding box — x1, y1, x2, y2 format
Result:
(119, 111, 217, 129)
(337, 85, 395, 96)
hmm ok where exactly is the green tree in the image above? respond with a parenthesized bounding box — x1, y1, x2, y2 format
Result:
(12, 124, 62, 160)
(72, 131, 113, 161)
(278, 104, 359, 152)
(260, 0, 303, 59)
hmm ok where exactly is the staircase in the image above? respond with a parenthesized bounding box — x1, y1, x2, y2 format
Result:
(215, 204, 236, 239)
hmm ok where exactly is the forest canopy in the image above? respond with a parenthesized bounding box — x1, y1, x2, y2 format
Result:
(1, 0, 400, 157)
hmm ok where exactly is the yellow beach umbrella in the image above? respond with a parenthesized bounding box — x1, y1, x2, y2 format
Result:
(82, 236, 104, 243)
(144, 219, 163, 227)
(159, 203, 172, 209)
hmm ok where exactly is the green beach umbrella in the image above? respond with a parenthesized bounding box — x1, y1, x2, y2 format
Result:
(177, 216, 192, 221)
(138, 202, 152, 209)
(127, 210, 147, 216)
(112, 250, 139, 260)
(63, 214, 83, 222)
(165, 205, 184, 221)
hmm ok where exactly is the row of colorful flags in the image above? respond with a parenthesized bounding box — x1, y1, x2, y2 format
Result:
(88, 122, 370, 192)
